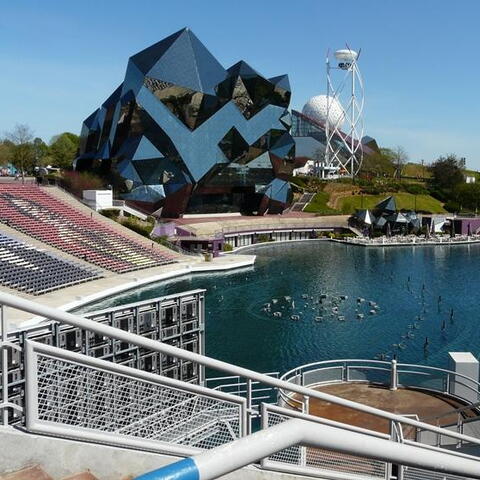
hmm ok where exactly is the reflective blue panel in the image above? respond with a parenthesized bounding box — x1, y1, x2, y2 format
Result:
(147, 29, 226, 94)
(96, 141, 111, 160)
(269, 74, 291, 92)
(123, 184, 165, 202)
(294, 136, 325, 157)
(133, 136, 161, 160)
(271, 132, 295, 158)
(265, 178, 290, 203)
(75, 28, 295, 217)
(117, 159, 143, 184)
(130, 28, 184, 75)
(123, 60, 147, 97)
(227, 60, 263, 79)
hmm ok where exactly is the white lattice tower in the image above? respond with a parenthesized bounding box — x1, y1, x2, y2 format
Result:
(325, 46, 365, 177)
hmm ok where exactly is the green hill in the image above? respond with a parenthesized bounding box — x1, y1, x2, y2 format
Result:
(337, 193, 446, 214)
(402, 162, 430, 178)
(303, 192, 339, 214)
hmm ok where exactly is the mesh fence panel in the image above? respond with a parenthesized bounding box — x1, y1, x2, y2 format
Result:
(403, 466, 475, 480)
(266, 411, 387, 479)
(36, 354, 242, 450)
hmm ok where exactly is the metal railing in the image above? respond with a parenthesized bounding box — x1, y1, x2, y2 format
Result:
(3, 291, 480, 479)
(261, 404, 388, 480)
(278, 359, 480, 412)
(154, 238, 203, 257)
(25, 340, 246, 456)
(221, 222, 343, 235)
(141, 404, 480, 480)
(341, 234, 480, 247)
(206, 372, 279, 431)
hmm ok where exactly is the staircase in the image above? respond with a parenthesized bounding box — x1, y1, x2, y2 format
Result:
(0, 466, 101, 480)
(289, 192, 315, 212)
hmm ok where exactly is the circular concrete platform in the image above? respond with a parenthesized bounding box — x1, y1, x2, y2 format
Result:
(304, 383, 473, 434)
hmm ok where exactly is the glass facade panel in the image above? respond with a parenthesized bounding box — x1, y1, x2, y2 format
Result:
(75, 28, 295, 217)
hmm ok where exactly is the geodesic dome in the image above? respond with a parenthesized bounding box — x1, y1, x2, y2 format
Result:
(302, 95, 345, 129)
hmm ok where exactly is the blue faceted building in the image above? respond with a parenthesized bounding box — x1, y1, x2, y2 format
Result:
(75, 28, 295, 217)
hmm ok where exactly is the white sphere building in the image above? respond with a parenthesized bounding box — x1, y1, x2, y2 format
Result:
(301, 95, 345, 129)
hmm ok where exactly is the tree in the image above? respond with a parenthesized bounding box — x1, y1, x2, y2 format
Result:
(429, 154, 465, 191)
(454, 183, 480, 212)
(0, 140, 13, 166)
(48, 132, 79, 169)
(360, 148, 395, 177)
(32, 137, 50, 167)
(391, 146, 408, 179)
(5, 124, 36, 181)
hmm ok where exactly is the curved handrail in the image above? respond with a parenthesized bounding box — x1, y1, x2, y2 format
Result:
(3, 290, 480, 451)
(278, 359, 480, 410)
(422, 399, 480, 424)
(134, 413, 480, 480)
(280, 358, 391, 383)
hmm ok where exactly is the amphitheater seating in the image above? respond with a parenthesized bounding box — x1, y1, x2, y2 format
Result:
(0, 185, 178, 273)
(0, 231, 103, 295)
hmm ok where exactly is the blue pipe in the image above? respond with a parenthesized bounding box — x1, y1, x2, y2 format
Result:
(134, 458, 199, 480)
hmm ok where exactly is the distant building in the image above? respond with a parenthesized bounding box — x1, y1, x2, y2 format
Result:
(75, 28, 295, 217)
(0, 163, 18, 176)
(465, 175, 476, 184)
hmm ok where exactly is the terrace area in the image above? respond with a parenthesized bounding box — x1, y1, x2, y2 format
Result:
(306, 383, 467, 433)
(280, 359, 480, 439)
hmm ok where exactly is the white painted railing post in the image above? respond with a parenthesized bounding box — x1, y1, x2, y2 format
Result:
(24, 340, 39, 431)
(302, 395, 310, 415)
(389, 420, 404, 480)
(390, 360, 398, 391)
(246, 378, 252, 435)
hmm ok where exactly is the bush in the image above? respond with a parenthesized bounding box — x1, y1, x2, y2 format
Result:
(361, 185, 383, 195)
(444, 201, 460, 213)
(99, 209, 119, 220)
(223, 243, 233, 252)
(290, 176, 307, 189)
(153, 235, 170, 246)
(402, 183, 428, 195)
(256, 234, 273, 243)
(60, 171, 104, 197)
(121, 217, 153, 237)
(331, 232, 355, 239)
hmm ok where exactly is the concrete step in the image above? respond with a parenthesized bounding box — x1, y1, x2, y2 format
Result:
(61, 472, 98, 480)
(0, 466, 100, 480)
(0, 465, 53, 480)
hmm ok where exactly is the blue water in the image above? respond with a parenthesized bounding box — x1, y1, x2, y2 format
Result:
(76, 241, 480, 373)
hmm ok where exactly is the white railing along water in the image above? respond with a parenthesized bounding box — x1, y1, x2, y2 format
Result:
(2, 291, 480, 480)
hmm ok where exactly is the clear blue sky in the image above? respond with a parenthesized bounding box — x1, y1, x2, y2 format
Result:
(1, 0, 479, 167)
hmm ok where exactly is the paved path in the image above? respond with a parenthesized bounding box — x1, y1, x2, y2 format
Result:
(176, 215, 351, 236)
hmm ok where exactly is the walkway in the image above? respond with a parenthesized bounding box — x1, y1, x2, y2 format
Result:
(174, 214, 351, 237)
(337, 235, 480, 247)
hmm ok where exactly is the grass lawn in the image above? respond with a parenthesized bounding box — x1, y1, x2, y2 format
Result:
(402, 162, 431, 178)
(303, 191, 339, 214)
(337, 193, 446, 214)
